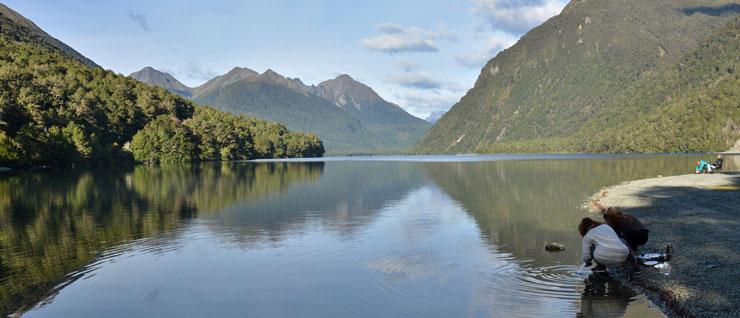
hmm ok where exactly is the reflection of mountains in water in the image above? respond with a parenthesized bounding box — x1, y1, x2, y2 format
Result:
(206, 161, 428, 244)
(422, 155, 711, 267)
(0, 162, 323, 317)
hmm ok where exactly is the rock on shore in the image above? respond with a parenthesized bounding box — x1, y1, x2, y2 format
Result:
(591, 172, 740, 318)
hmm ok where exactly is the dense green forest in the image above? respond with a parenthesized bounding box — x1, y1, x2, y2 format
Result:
(130, 107, 323, 162)
(0, 12, 323, 167)
(574, 16, 740, 153)
(479, 16, 740, 153)
(415, 1, 739, 154)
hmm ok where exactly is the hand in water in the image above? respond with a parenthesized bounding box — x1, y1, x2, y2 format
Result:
(575, 263, 589, 276)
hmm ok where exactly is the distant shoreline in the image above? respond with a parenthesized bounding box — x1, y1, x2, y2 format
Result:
(253, 152, 733, 163)
(590, 173, 740, 318)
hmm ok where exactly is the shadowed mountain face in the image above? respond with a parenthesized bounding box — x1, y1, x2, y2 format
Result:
(130, 67, 430, 154)
(193, 79, 382, 152)
(316, 75, 421, 125)
(314, 74, 431, 151)
(415, 0, 740, 154)
(0, 3, 97, 68)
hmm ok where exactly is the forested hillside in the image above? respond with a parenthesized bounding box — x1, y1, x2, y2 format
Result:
(415, 0, 739, 154)
(479, 16, 740, 153)
(194, 79, 380, 153)
(0, 3, 97, 67)
(0, 7, 323, 167)
(576, 16, 740, 153)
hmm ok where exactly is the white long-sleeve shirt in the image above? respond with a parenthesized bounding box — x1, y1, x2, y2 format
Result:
(581, 224, 629, 265)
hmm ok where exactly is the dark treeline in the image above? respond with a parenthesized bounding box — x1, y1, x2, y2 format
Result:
(0, 14, 323, 167)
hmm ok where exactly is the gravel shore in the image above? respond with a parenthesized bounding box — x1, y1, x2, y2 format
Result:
(591, 172, 740, 318)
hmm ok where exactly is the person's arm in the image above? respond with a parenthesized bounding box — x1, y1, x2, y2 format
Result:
(581, 234, 594, 265)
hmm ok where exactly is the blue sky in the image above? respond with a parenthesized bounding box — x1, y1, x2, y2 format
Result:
(5, 0, 567, 118)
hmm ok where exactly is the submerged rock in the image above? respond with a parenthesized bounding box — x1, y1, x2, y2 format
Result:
(545, 243, 565, 252)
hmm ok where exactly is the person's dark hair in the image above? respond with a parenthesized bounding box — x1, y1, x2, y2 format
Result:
(602, 207, 624, 230)
(578, 217, 603, 236)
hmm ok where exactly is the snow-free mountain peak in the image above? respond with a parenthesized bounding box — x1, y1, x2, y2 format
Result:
(129, 67, 192, 97)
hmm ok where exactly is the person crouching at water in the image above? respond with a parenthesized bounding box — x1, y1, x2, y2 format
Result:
(579, 217, 629, 271)
(712, 155, 723, 171)
(602, 207, 648, 252)
(695, 160, 712, 173)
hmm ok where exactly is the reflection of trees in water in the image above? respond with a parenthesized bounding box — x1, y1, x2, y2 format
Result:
(422, 156, 709, 266)
(208, 161, 427, 246)
(0, 162, 323, 316)
(129, 162, 325, 216)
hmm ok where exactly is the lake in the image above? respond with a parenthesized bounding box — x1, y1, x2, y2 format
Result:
(1, 154, 736, 317)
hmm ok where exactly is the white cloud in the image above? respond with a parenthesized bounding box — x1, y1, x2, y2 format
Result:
(361, 23, 457, 53)
(385, 61, 466, 117)
(395, 59, 421, 72)
(397, 89, 462, 117)
(456, 34, 517, 69)
(473, 0, 567, 35)
(386, 62, 465, 91)
(181, 62, 218, 82)
(386, 72, 443, 90)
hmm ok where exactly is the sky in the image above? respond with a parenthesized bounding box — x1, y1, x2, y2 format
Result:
(4, 0, 568, 119)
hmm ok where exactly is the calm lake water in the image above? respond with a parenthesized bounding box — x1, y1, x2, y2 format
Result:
(2, 154, 737, 317)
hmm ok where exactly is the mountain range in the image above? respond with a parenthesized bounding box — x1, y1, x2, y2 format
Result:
(415, 0, 740, 154)
(131, 67, 431, 154)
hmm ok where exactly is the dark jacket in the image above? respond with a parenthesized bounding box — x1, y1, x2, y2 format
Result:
(613, 214, 649, 250)
(713, 158, 723, 170)
(617, 214, 647, 237)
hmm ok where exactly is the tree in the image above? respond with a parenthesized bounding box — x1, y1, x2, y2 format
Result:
(130, 116, 197, 163)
